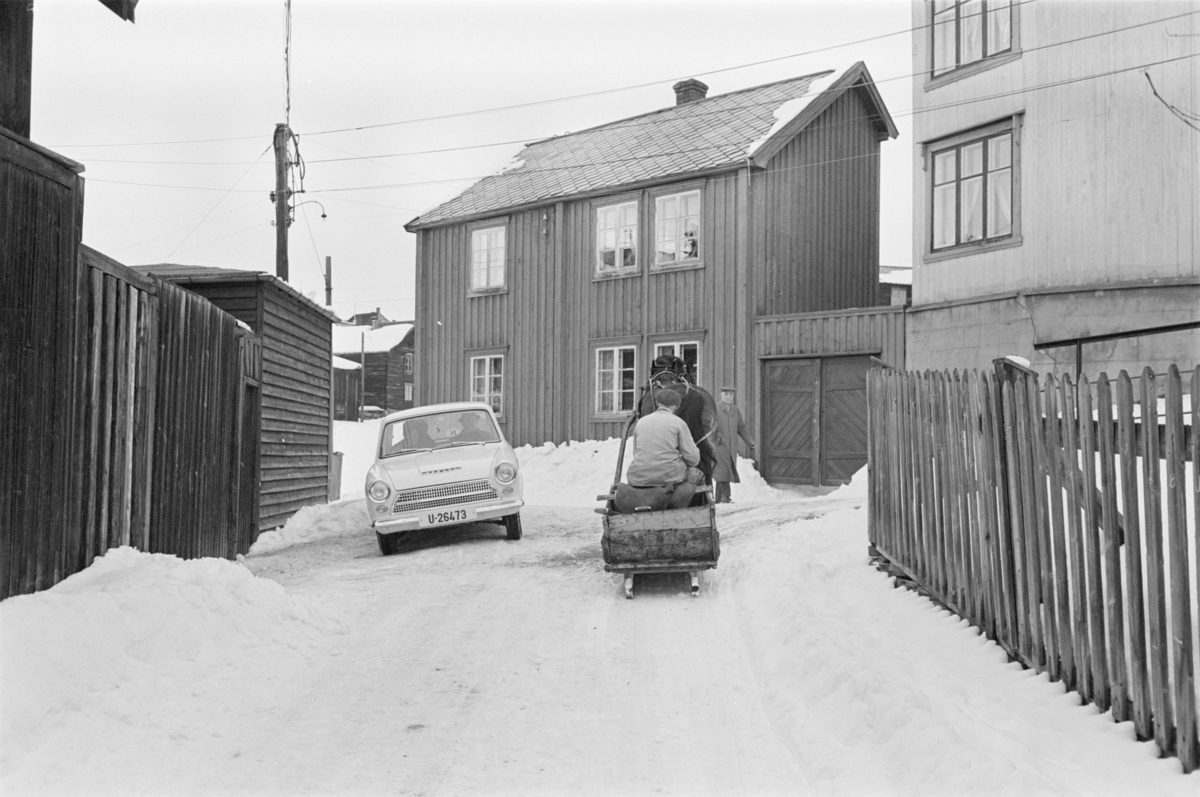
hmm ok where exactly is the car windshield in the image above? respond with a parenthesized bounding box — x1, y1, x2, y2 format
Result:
(380, 409, 501, 458)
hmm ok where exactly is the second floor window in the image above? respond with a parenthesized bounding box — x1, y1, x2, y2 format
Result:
(932, 130, 1012, 250)
(471, 226, 506, 291)
(470, 354, 503, 415)
(655, 190, 700, 266)
(596, 346, 637, 414)
(932, 0, 1012, 77)
(597, 201, 638, 274)
(404, 353, 413, 374)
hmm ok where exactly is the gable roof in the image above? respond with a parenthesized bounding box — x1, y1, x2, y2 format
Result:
(332, 323, 414, 356)
(406, 61, 895, 231)
(132, 264, 341, 323)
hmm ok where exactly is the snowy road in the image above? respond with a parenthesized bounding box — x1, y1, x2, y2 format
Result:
(241, 505, 812, 796)
(4, 434, 1196, 796)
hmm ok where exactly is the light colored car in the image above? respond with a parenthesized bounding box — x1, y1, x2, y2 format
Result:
(364, 402, 524, 555)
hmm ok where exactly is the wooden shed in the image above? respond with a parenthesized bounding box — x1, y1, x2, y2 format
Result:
(134, 265, 340, 531)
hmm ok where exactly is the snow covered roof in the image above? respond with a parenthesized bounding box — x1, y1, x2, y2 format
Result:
(406, 61, 895, 230)
(132, 264, 341, 323)
(880, 266, 912, 286)
(331, 323, 413, 355)
(331, 355, 361, 371)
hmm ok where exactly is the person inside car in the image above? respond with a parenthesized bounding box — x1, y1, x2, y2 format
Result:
(454, 412, 492, 443)
(404, 418, 436, 450)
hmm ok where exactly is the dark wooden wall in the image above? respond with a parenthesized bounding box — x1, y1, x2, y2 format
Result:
(258, 283, 332, 531)
(1, 127, 263, 599)
(756, 87, 882, 317)
(333, 367, 362, 421)
(0, 2, 33, 138)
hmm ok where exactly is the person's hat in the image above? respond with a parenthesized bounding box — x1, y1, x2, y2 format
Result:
(653, 388, 681, 407)
(720, 386, 736, 392)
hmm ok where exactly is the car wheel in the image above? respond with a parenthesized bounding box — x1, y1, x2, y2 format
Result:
(377, 531, 400, 556)
(503, 513, 522, 541)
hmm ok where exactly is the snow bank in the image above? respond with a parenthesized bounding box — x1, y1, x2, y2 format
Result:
(0, 548, 342, 769)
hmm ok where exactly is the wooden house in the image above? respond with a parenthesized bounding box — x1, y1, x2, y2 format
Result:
(134, 264, 340, 531)
(332, 355, 363, 422)
(332, 323, 416, 414)
(907, 0, 1198, 377)
(405, 63, 899, 485)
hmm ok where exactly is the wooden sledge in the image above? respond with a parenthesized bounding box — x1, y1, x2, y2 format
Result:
(596, 388, 720, 599)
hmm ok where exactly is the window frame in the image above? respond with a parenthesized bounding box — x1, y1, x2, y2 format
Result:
(651, 335, 704, 386)
(403, 383, 413, 402)
(593, 196, 641, 278)
(650, 183, 704, 272)
(466, 347, 507, 417)
(467, 218, 509, 296)
(592, 341, 639, 418)
(925, 0, 1020, 90)
(404, 352, 413, 374)
(922, 115, 1023, 262)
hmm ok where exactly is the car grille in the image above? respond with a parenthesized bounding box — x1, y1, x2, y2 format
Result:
(392, 480, 498, 514)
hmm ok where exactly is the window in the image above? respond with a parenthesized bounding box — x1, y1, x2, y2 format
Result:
(470, 226, 506, 291)
(655, 190, 700, 266)
(404, 383, 413, 402)
(595, 346, 637, 414)
(930, 122, 1015, 252)
(596, 201, 638, 274)
(932, 0, 1012, 77)
(653, 341, 700, 385)
(470, 355, 503, 415)
(404, 353, 413, 374)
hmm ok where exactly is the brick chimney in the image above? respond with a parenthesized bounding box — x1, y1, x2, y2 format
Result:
(673, 79, 709, 105)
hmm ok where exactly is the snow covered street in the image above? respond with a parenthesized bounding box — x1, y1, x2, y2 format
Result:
(2, 428, 1196, 796)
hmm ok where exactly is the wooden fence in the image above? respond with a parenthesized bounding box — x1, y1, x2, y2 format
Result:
(2, 132, 261, 601)
(867, 362, 1198, 772)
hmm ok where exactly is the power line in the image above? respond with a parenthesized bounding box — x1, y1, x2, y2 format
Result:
(162, 143, 272, 261)
(81, 51, 1200, 199)
(45, 1, 1039, 150)
(61, 5, 1198, 169)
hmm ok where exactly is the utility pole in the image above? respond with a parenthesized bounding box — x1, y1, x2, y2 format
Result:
(325, 256, 332, 306)
(273, 123, 291, 281)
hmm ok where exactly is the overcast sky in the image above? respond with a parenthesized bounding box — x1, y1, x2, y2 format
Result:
(31, 0, 914, 321)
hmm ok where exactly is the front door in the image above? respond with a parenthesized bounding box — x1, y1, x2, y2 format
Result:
(761, 356, 872, 486)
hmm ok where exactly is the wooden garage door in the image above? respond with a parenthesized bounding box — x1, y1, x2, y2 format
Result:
(762, 356, 871, 486)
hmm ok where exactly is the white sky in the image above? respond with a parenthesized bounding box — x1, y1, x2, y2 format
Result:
(30, 0, 915, 321)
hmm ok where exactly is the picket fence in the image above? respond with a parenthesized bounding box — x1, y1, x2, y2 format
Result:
(867, 362, 1198, 772)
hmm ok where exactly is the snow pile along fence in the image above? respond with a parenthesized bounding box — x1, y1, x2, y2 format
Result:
(867, 361, 1198, 773)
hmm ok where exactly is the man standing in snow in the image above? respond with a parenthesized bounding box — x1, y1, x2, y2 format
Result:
(713, 387, 754, 504)
(624, 388, 702, 509)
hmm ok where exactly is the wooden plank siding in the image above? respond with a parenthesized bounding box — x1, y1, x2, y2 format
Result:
(757, 87, 883, 317)
(257, 284, 333, 531)
(414, 88, 886, 457)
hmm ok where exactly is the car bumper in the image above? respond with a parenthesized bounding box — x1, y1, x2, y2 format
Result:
(371, 497, 524, 532)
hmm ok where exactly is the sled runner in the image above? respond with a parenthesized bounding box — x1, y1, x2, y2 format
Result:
(596, 372, 720, 600)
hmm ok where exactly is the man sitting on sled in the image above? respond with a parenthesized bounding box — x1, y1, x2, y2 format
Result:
(616, 388, 703, 512)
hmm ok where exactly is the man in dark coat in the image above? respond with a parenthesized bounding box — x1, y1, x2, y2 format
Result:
(712, 387, 754, 503)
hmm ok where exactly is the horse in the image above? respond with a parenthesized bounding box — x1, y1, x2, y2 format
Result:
(638, 355, 718, 486)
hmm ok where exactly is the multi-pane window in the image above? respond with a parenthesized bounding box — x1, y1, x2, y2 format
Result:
(596, 346, 637, 414)
(932, 0, 1012, 76)
(470, 226, 506, 291)
(470, 355, 503, 415)
(932, 131, 1012, 250)
(596, 201, 638, 273)
(404, 383, 413, 402)
(655, 191, 700, 265)
(404, 353, 413, 374)
(653, 341, 700, 385)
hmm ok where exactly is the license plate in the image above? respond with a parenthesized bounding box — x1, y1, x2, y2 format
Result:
(419, 507, 475, 528)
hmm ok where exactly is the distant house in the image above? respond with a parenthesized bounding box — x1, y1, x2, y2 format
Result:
(907, 0, 1198, 376)
(405, 62, 901, 485)
(332, 323, 415, 415)
(134, 264, 341, 532)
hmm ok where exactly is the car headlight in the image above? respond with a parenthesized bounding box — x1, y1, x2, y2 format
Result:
(494, 462, 517, 483)
(368, 480, 391, 502)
